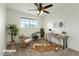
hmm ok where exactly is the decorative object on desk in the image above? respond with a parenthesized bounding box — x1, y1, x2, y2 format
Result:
(62, 31, 66, 34)
(40, 28, 45, 39)
(48, 29, 52, 33)
(62, 31, 66, 36)
(49, 29, 51, 31)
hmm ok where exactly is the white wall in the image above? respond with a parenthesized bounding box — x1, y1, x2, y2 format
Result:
(0, 4, 6, 55)
(7, 9, 43, 44)
(43, 4, 79, 51)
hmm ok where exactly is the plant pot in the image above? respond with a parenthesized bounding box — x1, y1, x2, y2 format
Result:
(10, 41, 15, 49)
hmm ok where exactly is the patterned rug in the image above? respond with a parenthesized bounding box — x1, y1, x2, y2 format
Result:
(32, 40, 60, 52)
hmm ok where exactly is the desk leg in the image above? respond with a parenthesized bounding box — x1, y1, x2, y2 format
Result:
(63, 38, 68, 50)
(46, 34, 47, 41)
(63, 39, 65, 50)
(66, 38, 67, 48)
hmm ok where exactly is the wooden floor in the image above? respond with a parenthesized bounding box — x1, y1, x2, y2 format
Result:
(4, 39, 79, 56)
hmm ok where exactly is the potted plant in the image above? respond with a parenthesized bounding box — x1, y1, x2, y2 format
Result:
(8, 24, 18, 42)
(8, 24, 18, 49)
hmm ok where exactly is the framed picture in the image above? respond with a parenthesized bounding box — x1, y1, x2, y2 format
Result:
(59, 21, 64, 27)
(53, 20, 64, 28)
(53, 22, 58, 28)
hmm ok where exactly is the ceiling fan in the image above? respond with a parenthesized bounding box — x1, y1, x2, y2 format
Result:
(28, 3, 53, 15)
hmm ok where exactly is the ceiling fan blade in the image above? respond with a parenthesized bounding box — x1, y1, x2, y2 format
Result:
(43, 4, 53, 9)
(43, 10, 50, 14)
(39, 3, 42, 8)
(28, 9, 38, 11)
(34, 3, 39, 8)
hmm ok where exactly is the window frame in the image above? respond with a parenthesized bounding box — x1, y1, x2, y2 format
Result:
(20, 17, 37, 28)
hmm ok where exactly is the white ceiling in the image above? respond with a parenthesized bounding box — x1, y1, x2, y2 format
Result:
(6, 3, 78, 16)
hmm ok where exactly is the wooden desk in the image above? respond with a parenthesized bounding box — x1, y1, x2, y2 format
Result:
(46, 33, 69, 50)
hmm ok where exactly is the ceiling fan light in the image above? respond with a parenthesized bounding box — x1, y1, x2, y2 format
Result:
(40, 11, 43, 15)
(37, 10, 43, 15)
(37, 10, 39, 14)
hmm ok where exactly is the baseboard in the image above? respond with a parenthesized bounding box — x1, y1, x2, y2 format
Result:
(0, 52, 4, 56)
(68, 47, 79, 52)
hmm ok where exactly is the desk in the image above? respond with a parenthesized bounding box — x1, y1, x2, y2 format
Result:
(46, 33, 69, 50)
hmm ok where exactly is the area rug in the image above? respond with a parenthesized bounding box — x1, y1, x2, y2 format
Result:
(32, 41, 60, 52)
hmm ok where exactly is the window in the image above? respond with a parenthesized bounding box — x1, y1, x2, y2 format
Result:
(20, 17, 37, 28)
(20, 17, 29, 28)
(29, 19, 37, 28)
